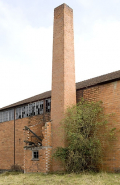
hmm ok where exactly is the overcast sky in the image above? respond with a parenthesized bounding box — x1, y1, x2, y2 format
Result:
(0, 0, 120, 108)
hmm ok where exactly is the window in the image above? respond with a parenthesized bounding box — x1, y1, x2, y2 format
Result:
(0, 109, 14, 123)
(29, 103, 33, 116)
(16, 107, 22, 119)
(46, 98, 51, 112)
(16, 101, 44, 119)
(22, 105, 28, 118)
(32, 151, 39, 160)
(0, 98, 49, 123)
(9, 109, 14, 121)
(38, 101, 43, 115)
(3, 111, 9, 122)
(0, 112, 2, 123)
(29, 103, 35, 116)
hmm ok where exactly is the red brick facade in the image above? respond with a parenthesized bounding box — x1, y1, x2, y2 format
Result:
(0, 112, 50, 172)
(24, 122, 52, 173)
(0, 120, 14, 170)
(76, 81, 120, 172)
(1, 80, 120, 173)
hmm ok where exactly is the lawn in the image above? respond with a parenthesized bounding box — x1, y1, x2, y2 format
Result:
(0, 172, 120, 185)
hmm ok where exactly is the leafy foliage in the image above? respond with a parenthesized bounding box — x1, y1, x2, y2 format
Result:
(53, 99, 115, 173)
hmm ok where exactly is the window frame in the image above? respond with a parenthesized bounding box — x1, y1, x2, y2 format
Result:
(32, 150, 39, 161)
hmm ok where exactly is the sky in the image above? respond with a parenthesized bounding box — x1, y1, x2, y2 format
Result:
(0, 0, 120, 108)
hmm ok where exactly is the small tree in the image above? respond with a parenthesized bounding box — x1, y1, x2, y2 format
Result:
(53, 99, 115, 173)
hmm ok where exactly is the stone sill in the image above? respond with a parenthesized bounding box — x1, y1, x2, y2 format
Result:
(31, 159, 39, 161)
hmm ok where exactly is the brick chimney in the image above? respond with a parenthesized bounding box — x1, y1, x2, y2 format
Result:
(51, 3, 76, 171)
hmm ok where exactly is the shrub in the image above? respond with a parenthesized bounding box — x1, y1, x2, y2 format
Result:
(53, 99, 116, 173)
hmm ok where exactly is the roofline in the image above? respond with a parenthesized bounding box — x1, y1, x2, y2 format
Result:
(0, 90, 51, 111)
(1, 70, 120, 111)
(76, 70, 120, 90)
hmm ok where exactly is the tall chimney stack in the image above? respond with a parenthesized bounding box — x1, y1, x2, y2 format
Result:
(51, 3, 76, 171)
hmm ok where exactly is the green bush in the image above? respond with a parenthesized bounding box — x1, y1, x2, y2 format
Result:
(53, 99, 116, 173)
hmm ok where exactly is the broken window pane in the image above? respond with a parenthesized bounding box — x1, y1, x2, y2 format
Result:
(16, 107, 22, 119)
(1, 98, 46, 122)
(46, 98, 51, 112)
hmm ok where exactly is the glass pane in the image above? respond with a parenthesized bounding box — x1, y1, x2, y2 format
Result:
(0, 112, 2, 123)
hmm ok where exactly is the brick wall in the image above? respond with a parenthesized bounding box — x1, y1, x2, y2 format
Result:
(0, 112, 50, 171)
(24, 122, 52, 173)
(76, 80, 120, 172)
(0, 120, 14, 169)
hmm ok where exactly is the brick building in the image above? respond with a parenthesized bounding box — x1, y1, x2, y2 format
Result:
(0, 3, 120, 173)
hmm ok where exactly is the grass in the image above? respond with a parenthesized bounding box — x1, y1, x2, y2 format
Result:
(0, 172, 120, 185)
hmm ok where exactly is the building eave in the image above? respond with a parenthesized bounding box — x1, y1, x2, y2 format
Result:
(1, 70, 120, 111)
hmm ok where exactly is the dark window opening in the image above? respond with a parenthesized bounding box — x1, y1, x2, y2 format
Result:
(32, 151, 39, 160)
(46, 98, 51, 112)
(36, 101, 43, 115)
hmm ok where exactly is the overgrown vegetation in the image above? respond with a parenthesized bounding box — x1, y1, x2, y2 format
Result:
(53, 99, 116, 173)
(1, 172, 120, 185)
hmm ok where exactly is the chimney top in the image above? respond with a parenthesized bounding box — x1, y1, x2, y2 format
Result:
(54, 3, 73, 11)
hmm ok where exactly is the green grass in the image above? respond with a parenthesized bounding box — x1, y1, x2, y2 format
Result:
(0, 172, 120, 185)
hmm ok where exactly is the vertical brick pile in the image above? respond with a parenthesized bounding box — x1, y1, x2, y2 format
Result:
(51, 3, 76, 171)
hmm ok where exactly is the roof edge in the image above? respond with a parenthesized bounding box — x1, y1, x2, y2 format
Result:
(1, 70, 120, 111)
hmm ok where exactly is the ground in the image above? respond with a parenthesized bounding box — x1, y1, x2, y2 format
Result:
(0, 172, 120, 185)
